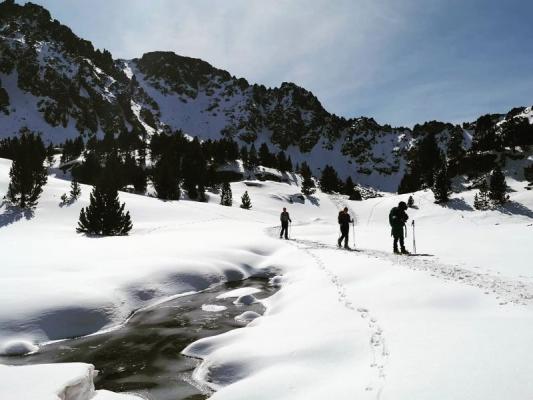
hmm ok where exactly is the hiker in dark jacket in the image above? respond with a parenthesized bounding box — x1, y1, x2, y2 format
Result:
(389, 201, 409, 254)
(337, 207, 353, 249)
(280, 207, 292, 239)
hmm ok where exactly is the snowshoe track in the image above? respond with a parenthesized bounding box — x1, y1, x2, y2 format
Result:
(328, 195, 533, 306)
(267, 226, 388, 397)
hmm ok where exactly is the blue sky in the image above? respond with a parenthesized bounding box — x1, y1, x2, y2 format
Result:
(19, 0, 533, 127)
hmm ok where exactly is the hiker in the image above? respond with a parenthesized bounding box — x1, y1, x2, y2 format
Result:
(389, 201, 409, 254)
(280, 207, 292, 239)
(337, 207, 353, 249)
(407, 195, 414, 208)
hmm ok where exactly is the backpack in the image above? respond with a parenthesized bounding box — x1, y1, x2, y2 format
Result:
(389, 207, 397, 226)
(338, 211, 343, 224)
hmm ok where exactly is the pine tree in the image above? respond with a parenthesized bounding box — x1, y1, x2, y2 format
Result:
(286, 156, 293, 172)
(220, 182, 233, 206)
(319, 165, 341, 193)
(246, 144, 259, 170)
(489, 166, 508, 206)
(432, 164, 451, 203)
(6, 131, 47, 208)
(240, 190, 252, 209)
(300, 162, 316, 196)
(276, 151, 288, 172)
(416, 133, 442, 187)
(397, 163, 422, 194)
(182, 138, 207, 201)
(240, 146, 249, 167)
(473, 180, 490, 210)
(151, 150, 181, 200)
(77, 184, 132, 236)
(46, 143, 55, 167)
(342, 176, 361, 200)
(69, 179, 81, 201)
(258, 143, 274, 168)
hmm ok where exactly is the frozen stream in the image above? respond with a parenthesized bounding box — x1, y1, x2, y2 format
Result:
(0, 277, 279, 400)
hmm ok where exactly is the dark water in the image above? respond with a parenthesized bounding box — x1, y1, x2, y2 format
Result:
(0, 277, 279, 400)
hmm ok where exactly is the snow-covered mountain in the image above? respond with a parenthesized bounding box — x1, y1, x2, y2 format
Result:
(1, 1, 532, 191)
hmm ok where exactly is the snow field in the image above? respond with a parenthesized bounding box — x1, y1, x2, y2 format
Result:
(1, 156, 533, 399)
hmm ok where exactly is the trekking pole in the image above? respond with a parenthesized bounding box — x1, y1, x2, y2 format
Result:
(412, 220, 417, 255)
(352, 220, 355, 249)
(289, 221, 291, 239)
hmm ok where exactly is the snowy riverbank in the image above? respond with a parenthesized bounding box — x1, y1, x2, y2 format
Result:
(1, 157, 533, 399)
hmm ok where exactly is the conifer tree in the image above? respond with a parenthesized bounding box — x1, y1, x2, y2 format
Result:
(220, 182, 233, 206)
(77, 183, 132, 236)
(276, 151, 288, 172)
(182, 139, 207, 201)
(286, 156, 293, 172)
(258, 143, 274, 167)
(343, 176, 363, 200)
(416, 133, 442, 187)
(46, 143, 55, 167)
(319, 165, 341, 193)
(473, 180, 490, 210)
(240, 191, 252, 209)
(240, 146, 249, 166)
(6, 131, 47, 208)
(69, 179, 81, 201)
(489, 166, 508, 206)
(151, 150, 181, 200)
(300, 162, 316, 196)
(246, 144, 259, 171)
(432, 163, 451, 203)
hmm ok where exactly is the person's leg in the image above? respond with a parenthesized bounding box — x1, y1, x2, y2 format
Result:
(393, 234, 399, 253)
(399, 234, 408, 253)
(283, 222, 289, 239)
(342, 227, 349, 248)
(280, 224, 285, 238)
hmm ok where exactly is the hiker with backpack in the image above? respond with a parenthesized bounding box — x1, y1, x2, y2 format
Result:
(337, 207, 353, 249)
(389, 201, 410, 254)
(280, 207, 292, 239)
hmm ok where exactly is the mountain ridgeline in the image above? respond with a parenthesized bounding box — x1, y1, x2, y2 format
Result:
(1, 0, 532, 192)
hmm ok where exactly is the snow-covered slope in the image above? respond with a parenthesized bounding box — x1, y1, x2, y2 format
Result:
(1, 156, 533, 399)
(0, 363, 142, 400)
(3, 2, 532, 192)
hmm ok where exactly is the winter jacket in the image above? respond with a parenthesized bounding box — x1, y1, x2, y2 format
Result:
(338, 211, 352, 228)
(280, 212, 292, 223)
(389, 207, 408, 237)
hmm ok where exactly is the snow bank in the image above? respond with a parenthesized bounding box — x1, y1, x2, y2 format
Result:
(233, 294, 258, 306)
(0, 363, 143, 400)
(0, 339, 38, 356)
(234, 311, 261, 324)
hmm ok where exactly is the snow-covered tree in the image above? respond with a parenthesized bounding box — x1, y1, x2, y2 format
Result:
(240, 191, 252, 209)
(220, 182, 233, 206)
